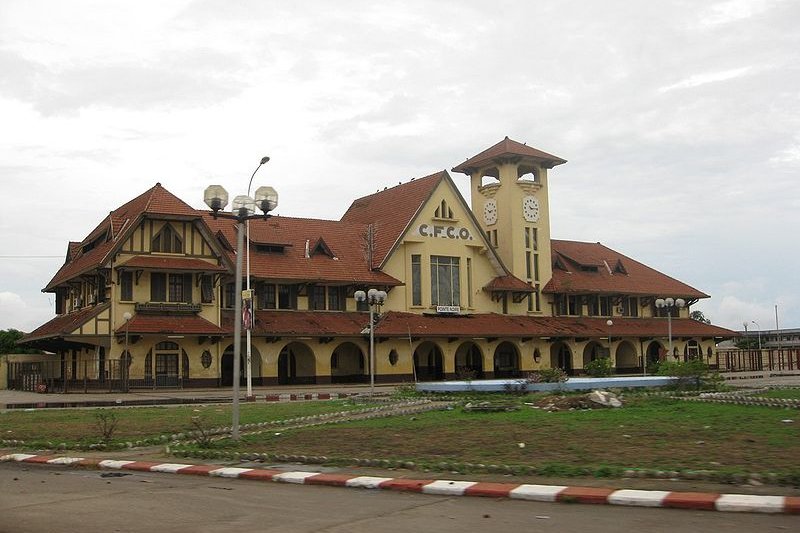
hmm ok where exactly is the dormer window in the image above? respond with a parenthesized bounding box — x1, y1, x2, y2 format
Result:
(152, 224, 183, 254)
(256, 244, 285, 254)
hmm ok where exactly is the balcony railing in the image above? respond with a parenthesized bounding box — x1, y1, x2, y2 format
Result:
(135, 302, 201, 314)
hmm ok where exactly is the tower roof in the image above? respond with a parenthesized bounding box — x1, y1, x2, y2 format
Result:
(452, 136, 566, 174)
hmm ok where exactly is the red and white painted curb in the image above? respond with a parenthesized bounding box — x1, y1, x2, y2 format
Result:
(3, 453, 798, 514)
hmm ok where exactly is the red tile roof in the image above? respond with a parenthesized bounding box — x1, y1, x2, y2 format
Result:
(340, 171, 445, 266)
(452, 137, 567, 174)
(375, 312, 734, 339)
(544, 240, 709, 299)
(22, 303, 110, 343)
(118, 256, 226, 272)
(45, 184, 202, 291)
(221, 310, 368, 336)
(484, 275, 534, 292)
(203, 214, 402, 286)
(117, 314, 225, 335)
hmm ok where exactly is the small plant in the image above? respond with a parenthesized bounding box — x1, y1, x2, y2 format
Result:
(528, 367, 569, 383)
(94, 410, 119, 442)
(189, 414, 216, 448)
(585, 357, 613, 378)
(503, 380, 529, 395)
(455, 367, 478, 382)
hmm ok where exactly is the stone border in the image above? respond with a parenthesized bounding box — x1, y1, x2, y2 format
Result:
(2, 453, 797, 515)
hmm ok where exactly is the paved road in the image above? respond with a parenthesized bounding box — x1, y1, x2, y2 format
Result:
(1, 463, 796, 533)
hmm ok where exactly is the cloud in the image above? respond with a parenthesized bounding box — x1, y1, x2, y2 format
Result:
(657, 67, 753, 93)
(0, 291, 53, 333)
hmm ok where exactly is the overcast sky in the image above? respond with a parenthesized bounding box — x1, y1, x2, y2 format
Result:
(1, 0, 798, 334)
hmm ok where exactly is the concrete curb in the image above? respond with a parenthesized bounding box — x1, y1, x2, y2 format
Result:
(3, 453, 798, 514)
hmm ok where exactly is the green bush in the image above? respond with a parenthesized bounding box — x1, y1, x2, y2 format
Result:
(656, 358, 710, 390)
(584, 357, 613, 377)
(528, 368, 569, 383)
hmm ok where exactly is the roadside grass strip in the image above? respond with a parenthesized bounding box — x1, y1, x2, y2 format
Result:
(2, 453, 798, 514)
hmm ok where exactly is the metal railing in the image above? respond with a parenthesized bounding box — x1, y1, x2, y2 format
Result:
(6, 359, 183, 393)
(716, 348, 800, 372)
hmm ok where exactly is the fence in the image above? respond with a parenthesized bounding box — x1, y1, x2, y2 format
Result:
(716, 348, 800, 373)
(6, 358, 181, 393)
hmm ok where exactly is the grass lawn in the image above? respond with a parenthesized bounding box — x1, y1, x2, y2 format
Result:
(755, 388, 800, 400)
(225, 396, 800, 476)
(0, 401, 362, 447)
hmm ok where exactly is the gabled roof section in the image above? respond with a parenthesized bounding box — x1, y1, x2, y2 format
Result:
(21, 303, 110, 344)
(204, 214, 402, 286)
(44, 183, 203, 291)
(340, 171, 445, 267)
(544, 240, 709, 298)
(452, 136, 567, 174)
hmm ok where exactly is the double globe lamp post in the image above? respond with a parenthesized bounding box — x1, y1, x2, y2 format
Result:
(204, 165, 277, 440)
(654, 297, 685, 359)
(354, 288, 387, 397)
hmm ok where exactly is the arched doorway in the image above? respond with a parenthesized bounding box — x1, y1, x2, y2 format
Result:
(331, 342, 366, 383)
(454, 342, 483, 379)
(646, 341, 664, 367)
(278, 342, 316, 385)
(582, 341, 608, 369)
(154, 341, 179, 387)
(493, 342, 521, 378)
(413, 342, 444, 381)
(615, 341, 639, 372)
(221, 345, 264, 386)
(550, 342, 573, 374)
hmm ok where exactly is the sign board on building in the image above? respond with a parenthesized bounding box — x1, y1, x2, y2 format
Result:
(436, 305, 461, 314)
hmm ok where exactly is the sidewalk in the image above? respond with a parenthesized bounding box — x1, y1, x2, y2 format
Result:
(0, 383, 398, 409)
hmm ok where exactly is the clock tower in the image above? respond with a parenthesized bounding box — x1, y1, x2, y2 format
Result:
(452, 137, 566, 313)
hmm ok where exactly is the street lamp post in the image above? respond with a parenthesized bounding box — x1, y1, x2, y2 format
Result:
(245, 156, 270, 401)
(655, 297, 685, 358)
(751, 320, 762, 351)
(606, 319, 613, 357)
(204, 178, 278, 440)
(122, 312, 132, 393)
(354, 288, 387, 397)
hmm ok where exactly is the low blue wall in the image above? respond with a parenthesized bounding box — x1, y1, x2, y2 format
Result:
(416, 376, 679, 393)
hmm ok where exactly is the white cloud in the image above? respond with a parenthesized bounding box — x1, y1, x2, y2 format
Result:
(657, 67, 753, 93)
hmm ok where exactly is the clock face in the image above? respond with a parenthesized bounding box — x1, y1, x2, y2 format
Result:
(483, 199, 497, 225)
(522, 196, 540, 222)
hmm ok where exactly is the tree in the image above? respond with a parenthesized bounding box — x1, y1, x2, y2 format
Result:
(689, 310, 711, 324)
(0, 329, 41, 355)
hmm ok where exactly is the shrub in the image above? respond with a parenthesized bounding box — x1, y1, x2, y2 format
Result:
(527, 368, 569, 384)
(656, 358, 710, 390)
(585, 357, 613, 377)
(94, 410, 119, 442)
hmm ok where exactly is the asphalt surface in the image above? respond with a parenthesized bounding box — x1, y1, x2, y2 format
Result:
(2, 462, 798, 533)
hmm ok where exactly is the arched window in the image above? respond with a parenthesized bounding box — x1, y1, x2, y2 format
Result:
(152, 224, 183, 253)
